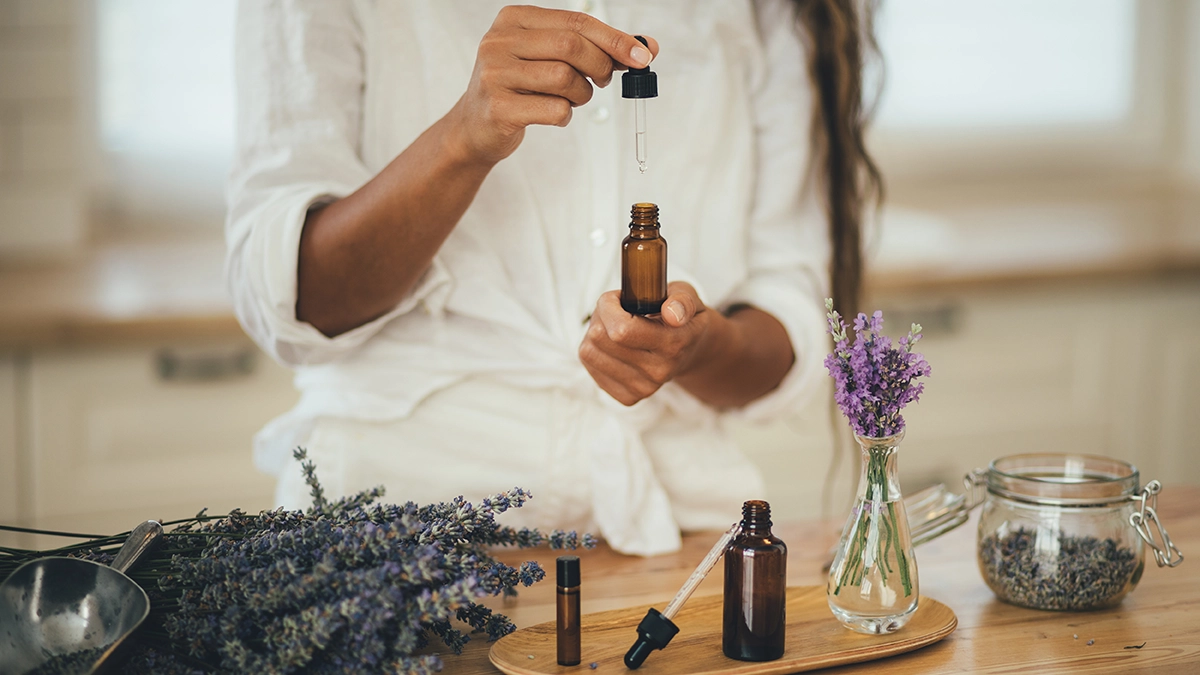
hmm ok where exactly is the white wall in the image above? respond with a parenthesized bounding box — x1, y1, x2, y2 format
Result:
(1178, 0, 1200, 186)
(0, 0, 86, 256)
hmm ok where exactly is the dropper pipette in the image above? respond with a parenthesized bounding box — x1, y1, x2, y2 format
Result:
(634, 98, 648, 173)
(664, 522, 739, 618)
(622, 35, 657, 174)
(623, 522, 741, 669)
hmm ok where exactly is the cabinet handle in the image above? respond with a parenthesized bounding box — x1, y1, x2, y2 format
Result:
(156, 348, 256, 382)
(880, 303, 962, 339)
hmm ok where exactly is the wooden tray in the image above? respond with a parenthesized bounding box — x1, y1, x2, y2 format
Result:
(490, 586, 956, 674)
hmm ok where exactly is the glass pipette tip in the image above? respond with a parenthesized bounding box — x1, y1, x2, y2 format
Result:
(663, 521, 739, 619)
(635, 98, 648, 173)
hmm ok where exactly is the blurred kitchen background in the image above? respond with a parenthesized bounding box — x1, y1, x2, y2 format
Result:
(1, 0, 1198, 545)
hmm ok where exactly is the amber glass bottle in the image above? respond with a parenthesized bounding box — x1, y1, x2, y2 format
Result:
(557, 556, 581, 666)
(621, 202, 667, 315)
(723, 500, 787, 661)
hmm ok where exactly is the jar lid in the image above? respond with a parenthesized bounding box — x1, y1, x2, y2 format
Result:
(987, 453, 1139, 506)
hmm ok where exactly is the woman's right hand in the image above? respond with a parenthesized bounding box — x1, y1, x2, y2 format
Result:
(295, 6, 656, 338)
(449, 6, 658, 166)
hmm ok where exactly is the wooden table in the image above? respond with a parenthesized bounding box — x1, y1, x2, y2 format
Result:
(441, 485, 1199, 674)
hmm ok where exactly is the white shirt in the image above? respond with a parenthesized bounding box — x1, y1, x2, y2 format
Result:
(227, 0, 830, 555)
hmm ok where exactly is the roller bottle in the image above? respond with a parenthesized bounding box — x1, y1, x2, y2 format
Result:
(557, 556, 581, 666)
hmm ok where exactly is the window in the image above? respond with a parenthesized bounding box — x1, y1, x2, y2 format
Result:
(88, 0, 1176, 227)
(875, 0, 1136, 130)
(868, 0, 1168, 180)
(94, 0, 236, 228)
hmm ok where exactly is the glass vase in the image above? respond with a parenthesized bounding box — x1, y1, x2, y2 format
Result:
(827, 430, 919, 634)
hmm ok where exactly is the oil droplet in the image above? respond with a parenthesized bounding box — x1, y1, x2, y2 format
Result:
(637, 160, 648, 173)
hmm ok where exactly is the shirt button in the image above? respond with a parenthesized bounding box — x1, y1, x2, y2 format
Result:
(592, 106, 610, 123)
(590, 228, 608, 247)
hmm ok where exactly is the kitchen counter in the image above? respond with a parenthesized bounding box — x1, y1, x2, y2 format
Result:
(1, 205, 1198, 349)
(447, 484, 1199, 674)
(0, 234, 239, 349)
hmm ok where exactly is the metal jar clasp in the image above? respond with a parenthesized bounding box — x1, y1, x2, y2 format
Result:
(1130, 480, 1185, 568)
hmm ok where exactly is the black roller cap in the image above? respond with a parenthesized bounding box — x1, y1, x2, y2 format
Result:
(557, 555, 581, 587)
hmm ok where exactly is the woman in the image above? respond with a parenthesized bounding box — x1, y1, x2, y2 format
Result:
(227, 0, 879, 555)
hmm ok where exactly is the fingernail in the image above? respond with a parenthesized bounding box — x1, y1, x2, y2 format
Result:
(631, 45, 651, 67)
(666, 301, 684, 323)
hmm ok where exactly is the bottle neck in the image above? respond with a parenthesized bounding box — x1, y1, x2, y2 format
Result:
(629, 202, 660, 239)
(855, 439, 902, 503)
(740, 500, 773, 535)
(628, 223, 660, 239)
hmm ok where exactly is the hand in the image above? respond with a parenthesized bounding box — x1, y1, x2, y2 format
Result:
(448, 6, 658, 165)
(579, 282, 725, 406)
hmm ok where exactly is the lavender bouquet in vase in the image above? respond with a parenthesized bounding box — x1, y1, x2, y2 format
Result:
(823, 299, 931, 634)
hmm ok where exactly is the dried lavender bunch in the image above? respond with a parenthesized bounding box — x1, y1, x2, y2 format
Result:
(0, 449, 594, 675)
(824, 298, 931, 437)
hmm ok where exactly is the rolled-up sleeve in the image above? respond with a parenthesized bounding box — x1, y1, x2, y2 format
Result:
(722, 0, 831, 422)
(225, 0, 448, 367)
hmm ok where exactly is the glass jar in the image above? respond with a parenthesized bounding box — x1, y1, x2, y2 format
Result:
(974, 453, 1182, 611)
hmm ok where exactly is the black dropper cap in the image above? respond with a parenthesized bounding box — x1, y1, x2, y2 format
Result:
(623, 608, 679, 669)
(557, 555, 580, 587)
(622, 36, 658, 99)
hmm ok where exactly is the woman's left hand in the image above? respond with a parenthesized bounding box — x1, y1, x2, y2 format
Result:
(579, 281, 722, 406)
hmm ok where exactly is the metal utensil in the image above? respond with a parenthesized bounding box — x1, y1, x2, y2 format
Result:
(0, 520, 163, 675)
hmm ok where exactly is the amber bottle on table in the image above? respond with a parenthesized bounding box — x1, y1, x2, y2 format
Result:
(557, 555, 581, 666)
(723, 500, 787, 661)
(620, 202, 667, 315)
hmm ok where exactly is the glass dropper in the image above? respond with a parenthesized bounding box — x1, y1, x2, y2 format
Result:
(663, 521, 739, 618)
(634, 99, 648, 173)
(622, 35, 657, 174)
(624, 522, 741, 669)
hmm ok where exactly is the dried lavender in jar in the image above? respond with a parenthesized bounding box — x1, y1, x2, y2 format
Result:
(978, 528, 1141, 611)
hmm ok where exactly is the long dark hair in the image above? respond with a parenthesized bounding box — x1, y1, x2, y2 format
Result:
(792, 0, 883, 319)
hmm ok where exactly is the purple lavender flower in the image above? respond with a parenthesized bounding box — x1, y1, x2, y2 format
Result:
(824, 299, 931, 437)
